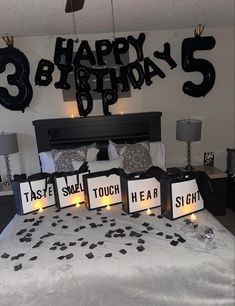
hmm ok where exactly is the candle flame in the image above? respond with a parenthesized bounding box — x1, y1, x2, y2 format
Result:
(76, 203, 81, 208)
(106, 204, 111, 211)
(190, 213, 197, 221)
(120, 111, 124, 115)
(147, 208, 152, 215)
(39, 207, 44, 213)
(71, 114, 74, 118)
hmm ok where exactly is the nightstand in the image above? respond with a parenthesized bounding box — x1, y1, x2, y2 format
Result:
(0, 184, 16, 233)
(192, 166, 227, 216)
(166, 166, 227, 216)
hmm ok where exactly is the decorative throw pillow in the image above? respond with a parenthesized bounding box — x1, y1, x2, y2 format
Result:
(51, 147, 87, 172)
(122, 143, 152, 173)
(72, 158, 123, 173)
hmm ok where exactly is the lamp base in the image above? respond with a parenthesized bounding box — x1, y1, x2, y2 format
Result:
(3, 154, 12, 186)
(184, 164, 194, 171)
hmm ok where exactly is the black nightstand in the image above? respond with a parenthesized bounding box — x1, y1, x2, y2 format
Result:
(166, 166, 227, 216)
(0, 184, 16, 233)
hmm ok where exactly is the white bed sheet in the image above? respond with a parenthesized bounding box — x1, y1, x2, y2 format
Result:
(0, 205, 234, 306)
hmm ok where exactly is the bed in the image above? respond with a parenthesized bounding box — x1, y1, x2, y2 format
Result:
(0, 112, 234, 306)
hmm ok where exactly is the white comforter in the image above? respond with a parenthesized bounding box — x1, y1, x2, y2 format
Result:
(0, 205, 234, 306)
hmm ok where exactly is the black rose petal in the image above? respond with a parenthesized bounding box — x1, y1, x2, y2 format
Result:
(32, 240, 43, 248)
(130, 212, 141, 218)
(121, 213, 126, 216)
(50, 246, 57, 250)
(170, 240, 179, 246)
(105, 253, 112, 257)
(29, 256, 37, 261)
(66, 213, 72, 216)
(125, 226, 132, 230)
(165, 223, 172, 227)
(156, 232, 163, 236)
(125, 243, 132, 246)
(57, 256, 65, 260)
(136, 245, 145, 252)
(86, 252, 94, 259)
(74, 228, 79, 232)
(178, 237, 186, 243)
(96, 208, 102, 211)
(97, 241, 104, 245)
(51, 222, 57, 227)
(147, 226, 154, 231)
(1, 252, 10, 259)
(14, 263, 22, 271)
(66, 253, 73, 259)
(60, 246, 67, 251)
(57, 219, 63, 223)
(62, 225, 68, 229)
(29, 228, 36, 233)
(142, 222, 149, 227)
(141, 230, 149, 234)
(157, 215, 163, 219)
(39, 216, 45, 220)
(96, 212, 102, 215)
(119, 249, 127, 255)
(79, 226, 86, 230)
(166, 235, 173, 239)
(105, 234, 112, 238)
(55, 209, 60, 212)
(89, 244, 97, 249)
(69, 242, 76, 246)
(115, 228, 124, 233)
(77, 238, 84, 241)
(53, 215, 59, 219)
(73, 216, 79, 219)
(110, 223, 116, 227)
(16, 229, 27, 236)
(149, 213, 155, 216)
(81, 241, 88, 247)
(11, 255, 19, 261)
(90, 223, 97, 228)
(138, 239, 145, 244)
(110, 219, 115, 222)
(102, 220, 108, 223)
(101, 216, 107, 219)
(97, 224, 103, 227)
(174, 233, 181, 237)
(86, 216, 92, 220)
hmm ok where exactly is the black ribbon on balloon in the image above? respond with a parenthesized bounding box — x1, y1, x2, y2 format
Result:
(0, 46, 33, 112)
(181, 36, 216, 97)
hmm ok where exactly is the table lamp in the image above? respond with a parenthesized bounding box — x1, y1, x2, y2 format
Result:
(0, 133, 19, 186)
(176, 119, 202, 170)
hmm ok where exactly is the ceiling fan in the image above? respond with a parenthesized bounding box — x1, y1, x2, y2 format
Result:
(65, 0, 85, 13)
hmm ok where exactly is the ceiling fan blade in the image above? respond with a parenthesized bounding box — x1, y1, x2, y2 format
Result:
(65, 0, 85, 13)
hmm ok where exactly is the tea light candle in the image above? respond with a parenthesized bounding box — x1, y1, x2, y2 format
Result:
(76, 203, 81, 208)
(146, 208, 152, 215)
(71, 114, 74, 119)
(106, 204, 111, 210)
(39, 207, 44, 213)
(190, 213, 197, 222)
(120, 110, 124, 115)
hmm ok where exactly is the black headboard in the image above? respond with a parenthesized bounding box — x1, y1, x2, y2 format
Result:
(33, 112, 162, 159)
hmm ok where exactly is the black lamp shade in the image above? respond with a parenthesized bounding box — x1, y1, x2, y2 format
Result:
(176, 119, 202, 142)
(0, 133, 19, 155)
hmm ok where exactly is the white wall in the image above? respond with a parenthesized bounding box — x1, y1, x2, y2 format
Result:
(0, 27, 234, 180)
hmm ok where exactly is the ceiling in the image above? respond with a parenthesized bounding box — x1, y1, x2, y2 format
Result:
(0, 0, 234, 37)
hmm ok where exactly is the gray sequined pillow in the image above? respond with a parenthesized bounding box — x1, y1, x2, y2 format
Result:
(121, 143, 152, 173)
(51, 147, 87, 172)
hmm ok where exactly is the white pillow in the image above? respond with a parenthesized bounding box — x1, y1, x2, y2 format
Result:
(108, 139, 166, 170)
(39, 151, 55, 173)
(39, 147, 99, 174)
(72, 158, 123, 173)
(108, 139, 149, 160)
(150, 141, 166, 170)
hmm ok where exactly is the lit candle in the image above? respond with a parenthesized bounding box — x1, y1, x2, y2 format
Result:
(190, 213, 197, 222)
(39, 207, 44, 213)
(147, 208, 152, 215)
(76, 203, 81, 208)
(120, 110, 124, 115)
(106, 204, 111, 210)
(71, 114, 74, 119)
